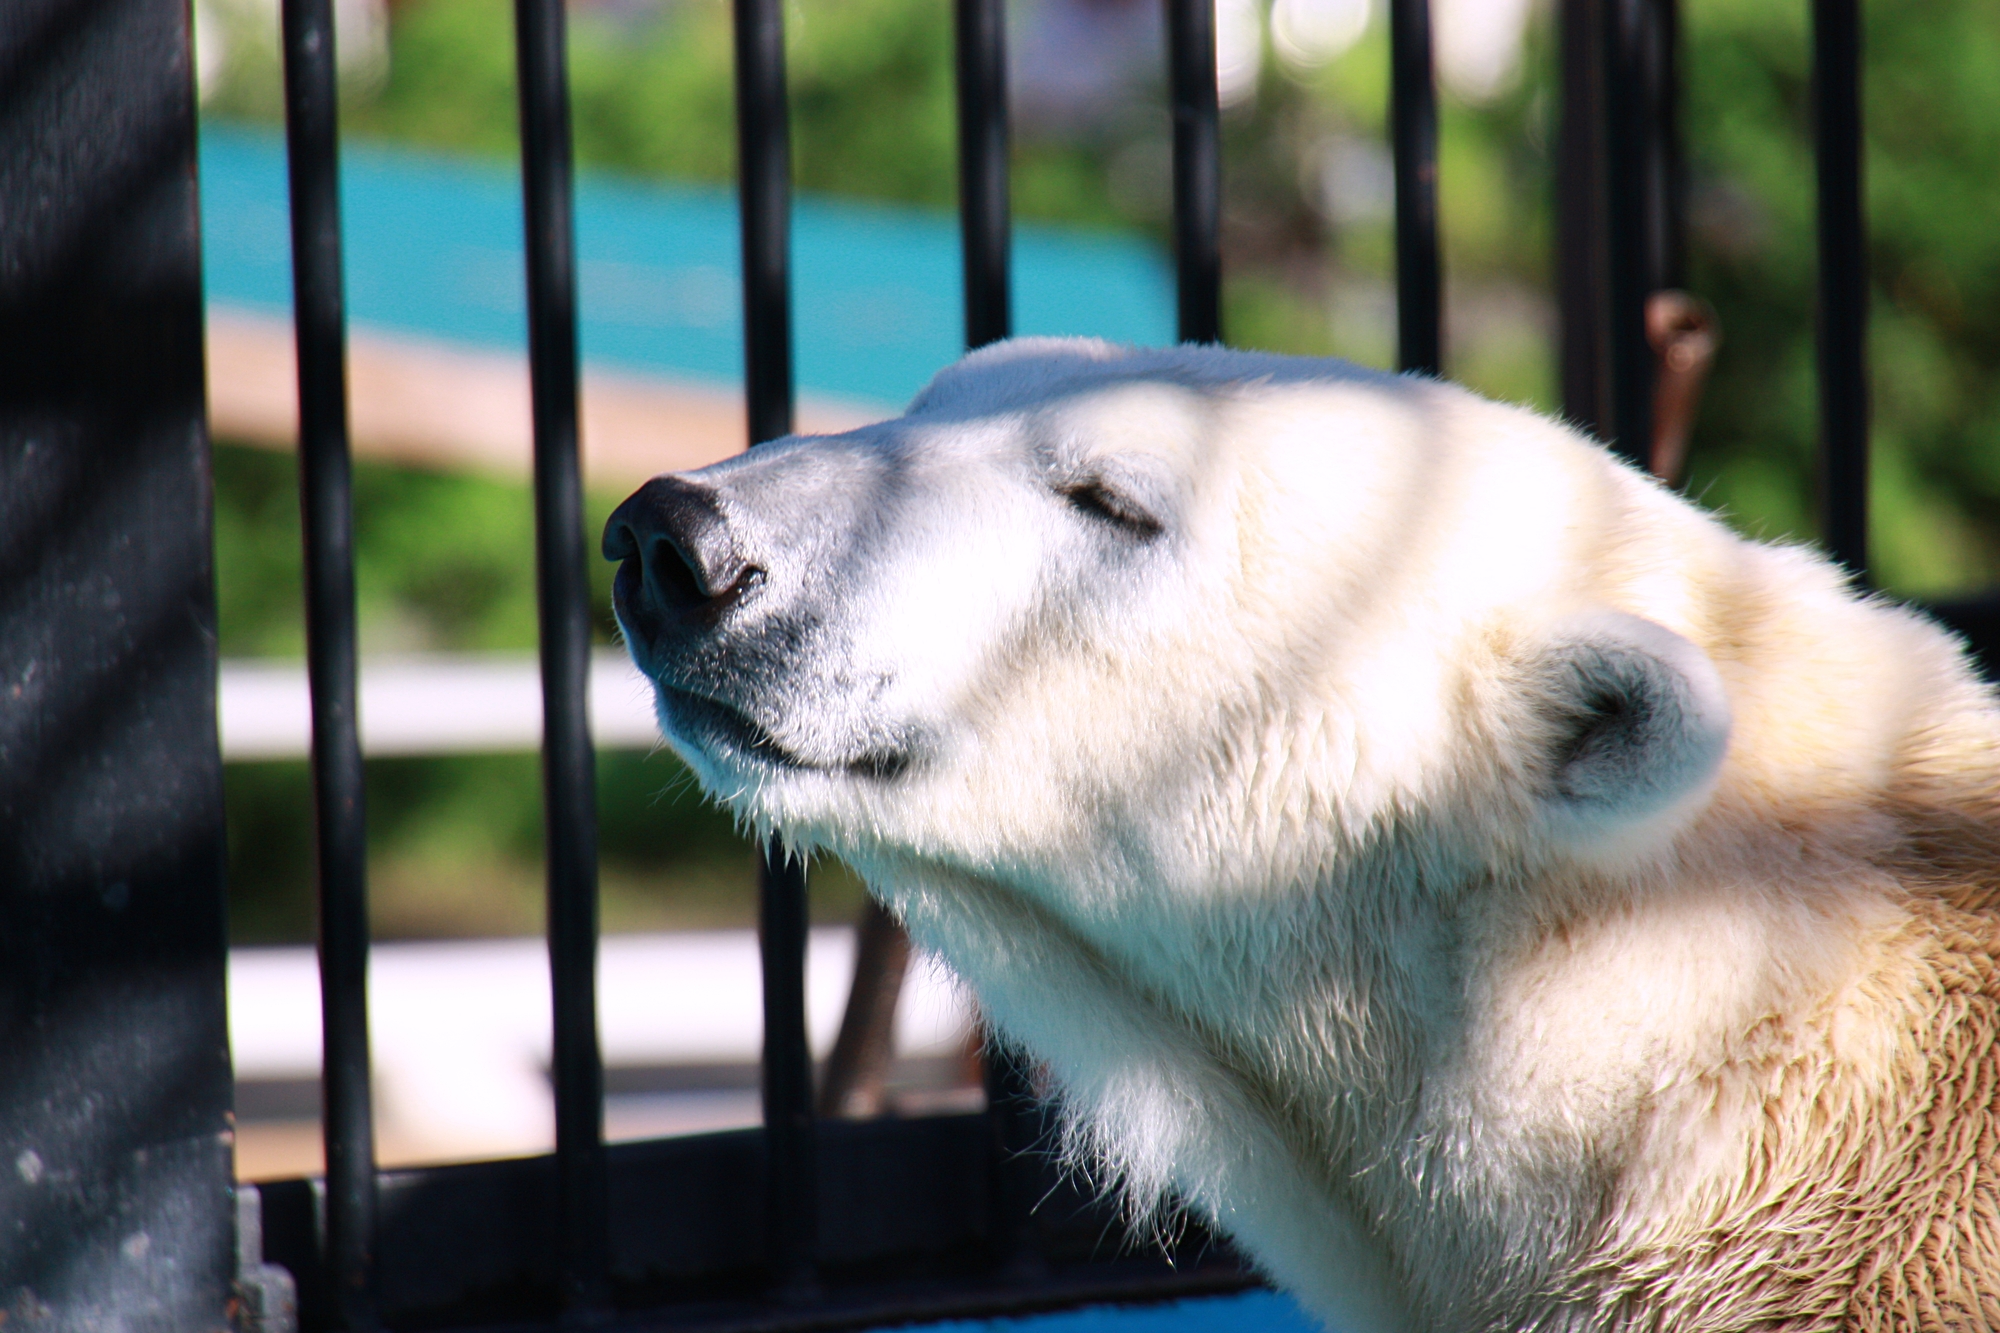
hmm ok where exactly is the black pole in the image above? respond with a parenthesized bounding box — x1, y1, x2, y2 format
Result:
(1812, 0, 1868, 578)
(733, 0, 816, 1290)
(513, 0, 610, 1312)
(1640, 0, 1685, 293)
(1164, 0, 1222, 344)
(0, 0, 234, 1318)
(277, 0, 376, 1323)
(1557, 0, 1611, 438)
(1600, 0, 1654, 468)
(736, 0, 797, 449)
(1387, 0, 1442, 376)
(758, 850, 816, 1292)
(956, 0, 1012, 350)
(949, 0, 1046, 1268)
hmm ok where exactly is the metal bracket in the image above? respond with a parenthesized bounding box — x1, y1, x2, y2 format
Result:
(235, 1185, 299, 1333)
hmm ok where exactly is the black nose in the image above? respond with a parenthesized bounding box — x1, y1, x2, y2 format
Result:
(603, 476, 759, 630)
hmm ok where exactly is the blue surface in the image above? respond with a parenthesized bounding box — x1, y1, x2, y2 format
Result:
(198, 122, 1174, 409)
(905, 1290, 1321, 1333)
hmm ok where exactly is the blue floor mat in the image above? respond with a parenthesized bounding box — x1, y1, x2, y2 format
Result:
(900, 1290, 1321, 1333)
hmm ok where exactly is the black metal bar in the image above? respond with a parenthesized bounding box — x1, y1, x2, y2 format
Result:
(278, 0, 377, 1322)
(760, 852, 817, 1290)
(947, 0, 1047, 1268)
(1812, 0, 1868, 578)
(0, 0, 234, 1317)
(736, 0, 797, 449)
(984, 1040, 1048, 1272)
(1164, 0, 1221, 344)
(260, 1114, 1256, 1324)
(733, 0, 816, 1288)
(1600, 0, 1654, 468)
(1639, 0, 1684, 293)
(956, 0, 1012, 350)
(1388, 0, 1442, 376)
(1557, 0, 1612, 439)
(513, 0, 610, 1313)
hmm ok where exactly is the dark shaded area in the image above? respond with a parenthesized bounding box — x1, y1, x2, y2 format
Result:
(1925, 595, 2000, 681)
(0, 0, 233, 1319)
(261, 1112, 1255, 1331)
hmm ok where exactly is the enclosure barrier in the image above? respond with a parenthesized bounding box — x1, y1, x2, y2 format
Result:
(0, 0, 1903, 1325)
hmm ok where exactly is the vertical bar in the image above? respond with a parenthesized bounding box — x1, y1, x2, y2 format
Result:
(1640, 0, 1684, 293)
(1388, 0, 1442, 376)
(983, 1037, 1048, 1270)
(1600, 0, 1654, 468)
(736, 0, 797, 449)
(1557, 0, 1612, 438)
(956, 0, 1012, 350)
(758, 853, 816, 1290)
(277, 0, 376, 1323)
(0, 0, 233, 1318)
(733, 0, 816, 1289)
(513, 0, 610, 1312)
(1813, 0, 1868, 578)
(1164, 0, 1222, 344)
(950, 0, 1046, 1268)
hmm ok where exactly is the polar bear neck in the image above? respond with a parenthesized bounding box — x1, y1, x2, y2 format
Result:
(865, 850, 1429, 1331)
(854, 777, 1948, 1333)
(857, 806, 1588, 1326)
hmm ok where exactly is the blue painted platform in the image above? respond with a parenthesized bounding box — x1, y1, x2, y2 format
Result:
(908, 1290, 1320, 1333)
(198, 122, 1174, 409)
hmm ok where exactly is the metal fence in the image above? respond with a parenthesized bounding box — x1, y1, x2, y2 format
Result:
(0, 0, 1899, 1327)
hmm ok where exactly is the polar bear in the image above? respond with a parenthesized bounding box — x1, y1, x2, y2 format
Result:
(604, 339, 2000, 1332)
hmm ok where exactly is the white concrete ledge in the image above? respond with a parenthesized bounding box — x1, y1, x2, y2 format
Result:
(218, 650, 664, 758)
(229, 929, 975, 1165)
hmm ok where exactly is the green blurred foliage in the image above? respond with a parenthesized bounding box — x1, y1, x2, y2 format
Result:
(1680, 0, 2000, 596)
(1219, 24, 1558, 407)
(214, 443, 556, 658)
(206, 0, 2000, 939)
(319, 0, 1132, 226)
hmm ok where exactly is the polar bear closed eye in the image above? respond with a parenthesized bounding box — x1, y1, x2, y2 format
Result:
(606, 339, 2000, 1333)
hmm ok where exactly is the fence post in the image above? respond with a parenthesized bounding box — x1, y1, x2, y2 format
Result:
(1560, 0, 1682, 469)
(0, 0, 235, 1321)
(1812, 0, 1868, 578)
(1164, 0, 1222, 344)
(1388, 0, 1442, 376)
(731, 0, 819, 1293)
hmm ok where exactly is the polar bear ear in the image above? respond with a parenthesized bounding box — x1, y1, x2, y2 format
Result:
(1530, 611, 1732, 843)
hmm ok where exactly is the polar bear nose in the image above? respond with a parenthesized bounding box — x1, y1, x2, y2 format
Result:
(603, 476, 760, 625)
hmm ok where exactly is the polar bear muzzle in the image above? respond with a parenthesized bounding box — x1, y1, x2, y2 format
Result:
(603, 446, 923, 781)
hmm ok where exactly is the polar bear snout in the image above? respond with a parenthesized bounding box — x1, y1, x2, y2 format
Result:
(604, 443, 931, 782)
(604, 475, 764, 649)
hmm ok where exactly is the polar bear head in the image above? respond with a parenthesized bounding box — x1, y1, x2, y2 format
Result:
(607, 339, 2000, 1333)
(605, 339, 1731, 914)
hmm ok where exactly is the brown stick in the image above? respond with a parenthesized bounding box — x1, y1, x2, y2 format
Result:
(1645, 290, 1721, 485)
(816, 897, 914, 1118)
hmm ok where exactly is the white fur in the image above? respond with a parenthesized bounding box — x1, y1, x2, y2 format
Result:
(612, 340, 2000, 1332)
